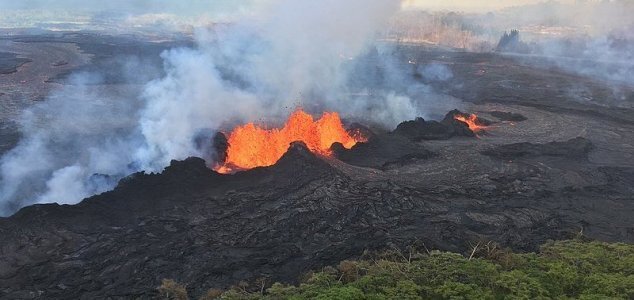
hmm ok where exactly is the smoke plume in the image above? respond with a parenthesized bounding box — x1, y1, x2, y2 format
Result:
(1, 0, 424, 216)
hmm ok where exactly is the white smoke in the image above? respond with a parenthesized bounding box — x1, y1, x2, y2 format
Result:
(134, 47, 263, 171)
(36, 165, 87, 205)
(0, 71, 143, 214)
(1, 0, 423, 216)
(393, 1, 634, 87)
(420, 63, 453, 82)
(133, 0, 415, 171)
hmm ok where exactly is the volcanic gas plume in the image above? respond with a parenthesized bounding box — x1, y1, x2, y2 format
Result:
(216, 110, 366, 173)
(0, 0, 405, 216)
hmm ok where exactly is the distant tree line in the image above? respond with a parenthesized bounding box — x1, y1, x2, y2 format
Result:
(496, 29, 531, 53)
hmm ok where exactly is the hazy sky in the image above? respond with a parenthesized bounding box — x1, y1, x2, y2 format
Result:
(1, 0, 577, 14)
(0, 0, 256, 16)
(402, 0, 575, 12)
(0, 0, 612, 28)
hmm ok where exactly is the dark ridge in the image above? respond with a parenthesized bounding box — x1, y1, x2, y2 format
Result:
(443, 109, 494, 126)
(393, 117, 467, 140)
(232, 140, 343, 187)
(393, 109, 492, 141)
(346, 123, 377, 141)
(212, 132, 228, 163)
(331, 134, 434, 169)
(489, 111, 528, 122)
(0, 52, 32, 74)
(482, 137, 594, 160)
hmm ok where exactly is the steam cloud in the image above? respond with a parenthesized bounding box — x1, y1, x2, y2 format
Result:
(1, 0, 428, 216)
(503, 0, 634, 88)
(394, 1, 634, 88)
(6, 0, 629, 216)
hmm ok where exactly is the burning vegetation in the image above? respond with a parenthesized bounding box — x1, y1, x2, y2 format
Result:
(215, 110, 366, 173)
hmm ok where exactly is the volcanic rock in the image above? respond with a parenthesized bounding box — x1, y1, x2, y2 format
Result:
(0, 134, 631, 299)
(482, 137, 593, 160)
(489, 111, 528, 122)
(444, 109, 494, 126)
(346, 123, 376, 141)
(3, 32, 634, 300)
(393, 117, 463, 140)
(331, 134, 434, 169)
(393, 109, 490, 141)
(212, 132, 228, 163)
(0, 123, 634, 299)
(0, 52, 32, 74)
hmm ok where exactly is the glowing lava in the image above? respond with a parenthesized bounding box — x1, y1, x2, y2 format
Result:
(454, 113, 486, 132)
(215, 110, 365, 173)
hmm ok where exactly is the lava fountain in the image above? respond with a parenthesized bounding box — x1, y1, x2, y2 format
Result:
(454, 113, 487, 133)
(215, 110, 366, 173)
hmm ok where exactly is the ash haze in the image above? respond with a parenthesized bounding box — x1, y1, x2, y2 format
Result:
(0, 0, 261, 31)
(0, 0, 633, 216)
(403, 0, 577, 12)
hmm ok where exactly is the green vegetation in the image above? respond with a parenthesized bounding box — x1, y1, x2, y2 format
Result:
(160, 239, 634, 299)
(159, 279, 189, 300)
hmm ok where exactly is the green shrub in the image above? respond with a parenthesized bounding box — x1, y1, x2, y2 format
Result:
(166, 240, 634, 299)
(158, 279, 188, 300)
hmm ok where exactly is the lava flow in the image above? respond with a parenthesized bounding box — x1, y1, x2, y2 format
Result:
(454, 113, 487, 132)
(215, 110, 365, 173)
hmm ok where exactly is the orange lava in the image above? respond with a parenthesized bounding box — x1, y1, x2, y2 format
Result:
(454, 114, 486, 132)
(215, 110, 364, 173)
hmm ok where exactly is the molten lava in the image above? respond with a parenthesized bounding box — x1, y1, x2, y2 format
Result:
(215, 110, 365, 173)
(454, 113, 486, 132)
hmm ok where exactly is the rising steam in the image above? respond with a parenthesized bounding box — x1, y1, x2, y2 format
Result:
(7, 0, 628, 216)
(0, 0, 418, 216)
